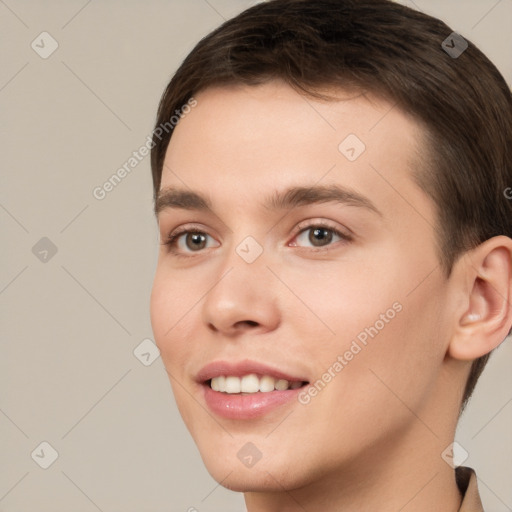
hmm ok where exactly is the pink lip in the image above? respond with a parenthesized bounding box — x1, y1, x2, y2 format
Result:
(202, 385, 305, 420)
(196, 360, 309, 420)
(196, 359, 307, 383)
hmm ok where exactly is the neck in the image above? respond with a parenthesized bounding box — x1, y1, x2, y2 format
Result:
(244, 423, 463, 512)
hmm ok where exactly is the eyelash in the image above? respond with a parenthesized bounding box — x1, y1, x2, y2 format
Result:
(163, 221, 352, 258)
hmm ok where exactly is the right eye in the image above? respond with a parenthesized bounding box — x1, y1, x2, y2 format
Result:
(163, 227, 220, 256)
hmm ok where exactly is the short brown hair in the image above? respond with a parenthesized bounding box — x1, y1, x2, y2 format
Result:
(150, 0, 512, 411)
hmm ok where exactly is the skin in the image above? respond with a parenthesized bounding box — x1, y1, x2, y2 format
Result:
(150, 80, 512, 511)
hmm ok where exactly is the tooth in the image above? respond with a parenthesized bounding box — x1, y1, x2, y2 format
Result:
(259, 375, 275, 392)
(275, 379, 289, 391)
(211, 375, 303, 393)
(241, 374, 260, 393)
(225, 376, 241, 394)
(216, 376, 226, 392)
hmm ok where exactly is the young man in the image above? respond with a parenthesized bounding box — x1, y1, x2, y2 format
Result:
(149, 0, 512, 510)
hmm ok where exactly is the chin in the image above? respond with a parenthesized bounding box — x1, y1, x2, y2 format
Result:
(196, 440, 313, 494)
(205, 462, 294, 492)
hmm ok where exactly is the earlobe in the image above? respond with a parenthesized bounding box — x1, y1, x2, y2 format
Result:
(448, 236, 512, 361)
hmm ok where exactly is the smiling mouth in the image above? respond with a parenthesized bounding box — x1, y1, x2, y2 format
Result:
(207, 374, 309, 394)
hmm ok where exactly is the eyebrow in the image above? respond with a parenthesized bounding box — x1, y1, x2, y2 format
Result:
(154, 184, 381, 217)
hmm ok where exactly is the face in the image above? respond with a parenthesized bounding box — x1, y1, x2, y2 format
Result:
(150, 81, 454, 492)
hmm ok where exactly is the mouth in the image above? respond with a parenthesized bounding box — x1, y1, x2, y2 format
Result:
(197, 361, 310, 419)
(208, 374, 308, 394)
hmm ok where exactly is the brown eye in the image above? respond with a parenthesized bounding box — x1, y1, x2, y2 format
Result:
(165, 228, 220, 256)
(309, 227, 334, 247)
(293, 224, 347, 249)
(185, 232, 208, 251)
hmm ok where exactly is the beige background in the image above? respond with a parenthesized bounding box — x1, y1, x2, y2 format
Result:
(1, 0, 511, 510)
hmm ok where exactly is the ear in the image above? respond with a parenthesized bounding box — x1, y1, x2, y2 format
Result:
(448, 236, 512, 361)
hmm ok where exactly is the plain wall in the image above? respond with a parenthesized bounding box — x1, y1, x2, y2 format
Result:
(1, 0, 511, 510)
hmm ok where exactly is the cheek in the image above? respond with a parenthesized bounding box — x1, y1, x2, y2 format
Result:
(286, 252, 447, 405)
(282, 255, 402, 347)
(149, 267, 195, 371)
(284, 284, 446, 469)
(323, 275, 447, 422)
(150, 270, 203, 429)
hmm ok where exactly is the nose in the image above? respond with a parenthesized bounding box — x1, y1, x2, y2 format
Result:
(201, 243, 281, 337)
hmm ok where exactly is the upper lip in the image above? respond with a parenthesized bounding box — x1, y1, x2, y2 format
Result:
(196, 360, 308, 384)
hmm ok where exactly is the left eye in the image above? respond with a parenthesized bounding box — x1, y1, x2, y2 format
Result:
(292, 225, 347, 248)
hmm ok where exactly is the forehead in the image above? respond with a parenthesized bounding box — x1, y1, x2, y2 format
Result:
(160, 81, 432, 224)
(170, 80, 421, 143)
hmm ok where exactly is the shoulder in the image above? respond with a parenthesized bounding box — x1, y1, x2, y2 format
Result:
(456, 466, 484, 512)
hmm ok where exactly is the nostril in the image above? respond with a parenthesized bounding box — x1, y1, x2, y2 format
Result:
(235, 320, 259, 328)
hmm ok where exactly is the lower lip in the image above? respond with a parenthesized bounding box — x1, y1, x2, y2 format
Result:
(202, 383, 305, 420)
